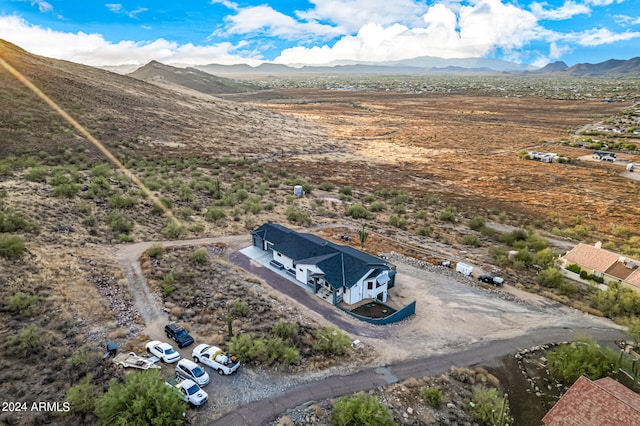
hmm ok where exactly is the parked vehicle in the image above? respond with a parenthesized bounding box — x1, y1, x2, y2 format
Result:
(146, 340, 180, 363)
(192, 344, 240, 375)
(478, 274, 504, 286)
(455, 262, 473, 276)
(112, 352, 160, 370)
(165, 323, 194, 348)
(165, 377, 208, 407)
(593, 151, 616, 161)
(176, 359, 210, 387)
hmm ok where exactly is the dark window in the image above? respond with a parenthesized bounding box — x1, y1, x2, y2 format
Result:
(277, 253, 281, 257)
(367, 282, 373, 290)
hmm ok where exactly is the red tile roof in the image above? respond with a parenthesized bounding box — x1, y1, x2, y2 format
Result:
(542, 376, 640, 426)
(562, 243, 620, 273)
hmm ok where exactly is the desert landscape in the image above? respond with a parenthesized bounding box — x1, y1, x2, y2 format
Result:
(1, 38, 639, 425)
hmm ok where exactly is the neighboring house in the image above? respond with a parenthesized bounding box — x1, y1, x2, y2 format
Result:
(561, 242, 640, 291)
(252, 223, 396, 305)
(542, 376, 640, 425)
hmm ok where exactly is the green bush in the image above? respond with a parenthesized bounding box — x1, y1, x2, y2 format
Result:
(0, 234, 26, 259)
(346, 203, 371, 219)
(6, 292, 39, 316)
(190, 247, 209, 264)
(24, 166, 48, 182)
(162, 219, 184, 238)
(463, 234, 481, 246)
(286, 205, 311, 225)
(338, 186, 353, 196)
(229, 298, 248, 317)
(7, 324, 49, 356)
(66, 374, 99, 415)
(282, 346, 301, 365)
(273, 320, 299, 342)
(318, 182, 336, 191)
(369, 201, 386, 212)
(89, 163, 112, 177)
(147, 244, 164, 258)
(95, 369, 186, 426)
(421, 386, 444, 408)
(313, 326, 351, 355)
(389, 215, 408, 229)
(52, 183, 80, 198)
(107, 211, 133, 235)
(565, 264, 581, 274)
(416, 209, 428, 220)
(0, 209, 39, 233)
(471, 387, 513, 426)
(229, 333, 267, 362)
(417, 226, 433, 237)
(205, 206, 226, 223)
(590, 282, 640, 318)
(118, 233, 134, 243)
(332, 392, 395, 426)
(538, 267, 563, 288)
(469, 215, 486, 231)
(163, 284, 176, 297)
(533, 248, 558, 269)
(439, 205, 457, 222)
(108, 194, 136, 209)
(547, 336, 618, 384)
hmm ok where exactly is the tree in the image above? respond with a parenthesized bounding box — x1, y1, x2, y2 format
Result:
(332, 392, 395, 426)
(359, 224, 368, 249)
(533, 248, 558, 269)
(95, 369, 186, 426)
(546, 336, 618, 384)
(537, 267, 563, 288)
(66, 374, 99, 415)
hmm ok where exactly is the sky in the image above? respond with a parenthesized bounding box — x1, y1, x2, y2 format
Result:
(0, 1, 638, 68)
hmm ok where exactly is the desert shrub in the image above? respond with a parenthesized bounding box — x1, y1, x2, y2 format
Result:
(389, 215, 408, 229)
(107, 210, 133, 234)
(229, 298, 248, 317)
(190, 247, 209, 264)
(501, 229, 528, 245)
(579, 270, 588, 279)
(0, 209, 39, 233)
(86, 176, 112, 198)
(282, 346, 301, 365)
(346, 203, 371, 219)
(332, 392, 395, 426)
(560, 281, 578, 296)
(229, 333, 267, 362)
(0, 234, 26, 259)
(313, 326, 351, 355)
(369, 201, 386, 212)
(89, 163, 112, 177)
(513, 248, 532, 265)
(118, 233, 134, 243)
(416, 209, 428, 220)
(421, 386, 444, 408)
(162, 284, 176, 297)
(108, 194, 136, 209)
(286, 205, 311, 225)
(417, 226, 433, 237)
(147, 244, 164, 258)
(393, 191, 412, 205)
(537, 267, 563, 288)
(244, 197, 263, 215)
(534, 248, 558, 269)
(318, 182, 336, 191)
(95, 369, 185, 426)
(52, 182, 80, 198)
(590, 282, 640, 318)
(338, 186, 353, 196)
(178, 184, 194, 202)
(66, 374, 99, 415)
(273, 320, 299, 342)
(565, 264, 581, 274)
(471, 387, 513, 426)
(463, 234, 481, 246)
(439, 205, 457, 222)
(82, 215, 96, 227)
(6, 291, 39, 316)
(162, 219, 184, 238)
(469, 215, 486, 230)
(24, 166, 48, 182)
(205, 206, 226, 223)
(394, 204, 406, 214)
(265, 337, 287, 364)
(547, 336, 618, 384)
(7, 324, 49, 356)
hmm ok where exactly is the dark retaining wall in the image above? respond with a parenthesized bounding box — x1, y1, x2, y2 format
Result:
(339, 301, 416, 325)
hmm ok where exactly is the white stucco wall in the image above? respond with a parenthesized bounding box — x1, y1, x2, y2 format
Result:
(273, 251, 294, 269)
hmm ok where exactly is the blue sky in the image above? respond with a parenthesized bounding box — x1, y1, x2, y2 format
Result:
(0, 1, 638, 68)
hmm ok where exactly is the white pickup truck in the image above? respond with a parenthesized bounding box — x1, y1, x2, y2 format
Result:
(112, 352, 160, 370)
(165, 377, 208, 407)
(192, 344, 240, 375)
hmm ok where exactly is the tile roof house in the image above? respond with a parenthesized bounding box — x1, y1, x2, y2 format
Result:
(561, 242, 640, 291)
(542, 376, 640, 425)
(252, 223, 396, 305)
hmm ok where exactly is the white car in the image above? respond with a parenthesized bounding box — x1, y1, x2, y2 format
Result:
(146, 340, 180, 363)
(176, 359, 209, 387)
(166, 378, 208, 407)
(192, 344, 240, 375)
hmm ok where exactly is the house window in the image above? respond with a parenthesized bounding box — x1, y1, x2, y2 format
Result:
(367, 282, 373, 290)
(299, 268, 303, 272)
(276, 253, 281, 257)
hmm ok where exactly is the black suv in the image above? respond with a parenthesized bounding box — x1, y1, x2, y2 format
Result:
(165, 323, 194, 348)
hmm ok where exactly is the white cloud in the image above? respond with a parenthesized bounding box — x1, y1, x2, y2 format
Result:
(299, 0, 428, 32)
(275, 0, 540, 65)
(31, 0, 53, 14)
(529, 1, 591, 20)
(213, 5, 343, 40)
(584, 0, 623, 5)
(569, 27, 640, 46)
(105, 3, 148, 19)
(210, 0, 239, 11)
(0, 15, 263, 66)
